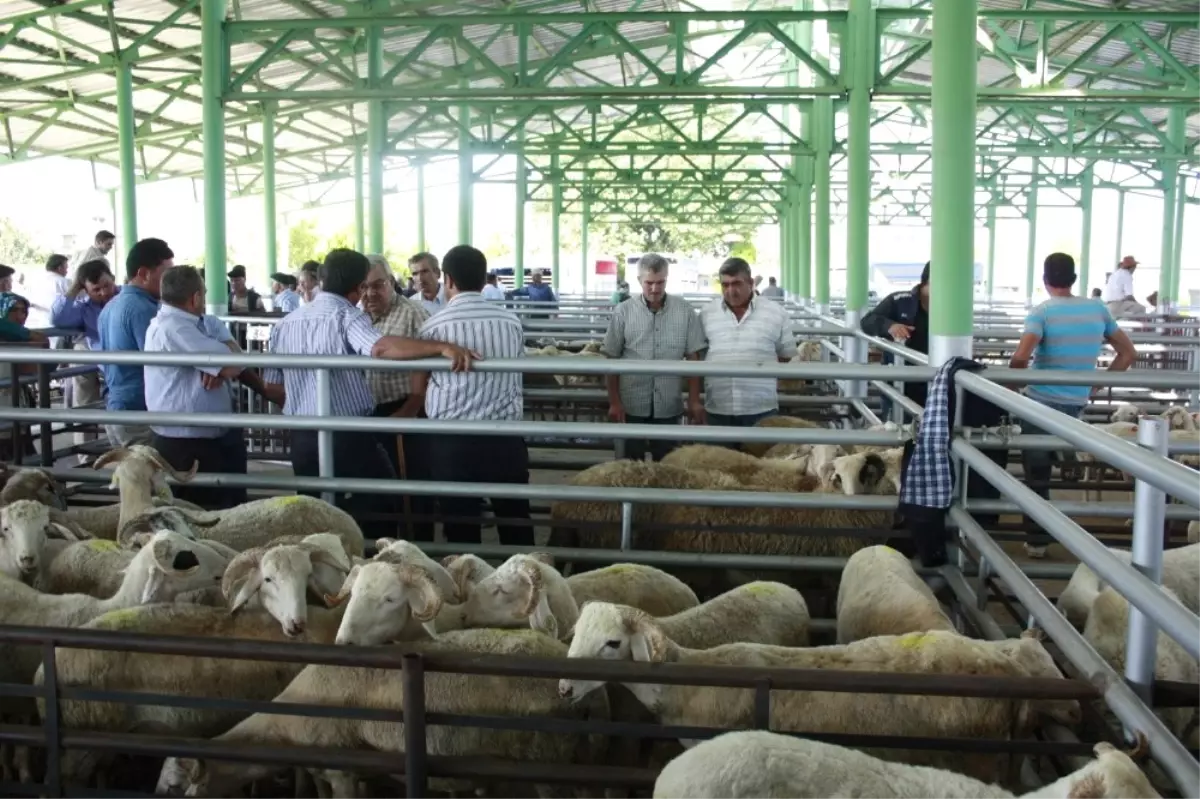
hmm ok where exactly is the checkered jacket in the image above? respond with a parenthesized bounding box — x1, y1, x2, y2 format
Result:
(899, 357, 980, 509)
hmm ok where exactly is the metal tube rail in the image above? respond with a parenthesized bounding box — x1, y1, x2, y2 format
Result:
(0, 406, 905, 447)
(871, 380, 925, 418)
(952, 441, 1200, 660)
(949, 507, 1200, 799)
(1125, 419, 1169, 710)
(956, 371, 1200, 507)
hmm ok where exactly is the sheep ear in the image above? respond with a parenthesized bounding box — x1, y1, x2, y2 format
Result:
(401, 566, 443, 624)
(629, 619, 667, 663)
(307, 546, 350, 574)
(529, 590, 558, 639)
(47, 522, 81, 541)
(859, 453, 886, 489)
(527, 552, 555, 568)
(126, 532, 153, 551)
(325, 564, 361, 608)
(1020, 627, 1045, 641)
(229, 570, 264, 614)
(375, 537, 395, 553)
(1065, 773, 1107, 799)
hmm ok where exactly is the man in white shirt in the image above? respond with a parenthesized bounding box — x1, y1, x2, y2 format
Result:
(27, 254, 71, 333)
(70, 230, 115, 271)
(408, 252, 447, 315)
(481, 272, 506, 300)
(699, 257, 798, 429)
(1103, 256, 1145, 317)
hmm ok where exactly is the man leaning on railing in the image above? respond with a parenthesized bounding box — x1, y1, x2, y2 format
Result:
(1008, 253, 1138, 559)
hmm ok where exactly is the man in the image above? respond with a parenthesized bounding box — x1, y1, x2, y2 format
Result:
(408, 252, 446, 315)
(481, 272, 505, 300)
(0, 264, 13, 294)
(298, 263, 321, 305)
(269, 272, 301, 313)
(144, 266, 272, 508)
(1103, 255, 1145, 317)
(1145, 291, 1159, 312)
(262, 248, 474, 539)
(413, 245, 531, 546)
(27, 254, 71, 335)
(699, 257, 798, 428)
(610, 280, 631, 305)
(510, 269, 556, 302)
(1090, 288, 1102, 299)
(52, 260, 120, 463)
(0, 265, 44, 343)
(226, 265, 263, 313)
(98, 237, 174, 447)
(363, 254, 434, 540)
(861, 261, 931, 407)
(760, 276, 785, 299)
(602, 253, 707, 462)
(1009, 253, 1137, 558)
(71, 230, 115, 270)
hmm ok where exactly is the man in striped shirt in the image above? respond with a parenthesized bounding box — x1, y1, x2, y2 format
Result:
(1009, 252, 1137, 557)
(263, 248, 475, 539)
(699, 257, 799, 429)
(413, 245, 531, 546)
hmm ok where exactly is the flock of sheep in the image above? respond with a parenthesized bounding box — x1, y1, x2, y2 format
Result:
(0, 392, 1196, 798)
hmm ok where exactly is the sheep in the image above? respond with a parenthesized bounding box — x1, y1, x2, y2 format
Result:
(0, 499, 84, 582)
(327, 560, 443, 646)
(817, 450, 888, 494)
(442, 552, 497, 598)
(38, 602, 350, 788)
(652, 731, 1159, 799)
(778, 341, 824, 392)
(661, 444, 808, 484)
(1110, 403, 1140, 424)
(837, 545, 955, 643)
(1057, 543, 1198, 629)
(0, 466, 68, 509)
(878, 447, 905, 494)
(161, 629, 611, 799)
(566, 563, 700, 618)
(71, 445, 201, 538)
(134, 494, 365, 557)
(1083, 586, 1198, 741)
(743, 415, 821, 457)
(434, 553, 580, 640)
(222, 536, 353, 637)
(559, 605, 1079, 784)
(375, 537, 460, 601)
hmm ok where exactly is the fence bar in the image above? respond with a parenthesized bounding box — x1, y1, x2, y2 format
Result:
(37, 363, 52, 468)
(949, 507, 1200, 799)
(952, 440, 1200, 659)
(402, 654, 428, 798)
(41, 642, 62, 798)
(315, 369, 334, 504)
(619, 502, 633, 551)
(1125, 418, 1169, 711)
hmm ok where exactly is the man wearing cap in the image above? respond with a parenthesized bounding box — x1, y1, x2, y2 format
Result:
(269, 272, 301, 313)
(1102, 256, 1144, 317)
(1009, 253, 1137, 558)
(226, 265, 263, 314)
(861, 262, 931, 408)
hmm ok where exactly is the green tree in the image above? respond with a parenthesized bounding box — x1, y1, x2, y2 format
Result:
(0, 217, 48, 268)
(324, 226, 357, 253)
(287, 218, 321, 268)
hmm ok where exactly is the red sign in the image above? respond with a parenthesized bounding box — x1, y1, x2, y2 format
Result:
(594, 259, 617, 275)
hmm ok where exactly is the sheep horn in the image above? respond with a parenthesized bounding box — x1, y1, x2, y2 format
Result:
(304, 544, 350, 575)
(220, 549, 263, 603)
(1124, 731, 1149, 760)
(145, 449, 199, 483)
(93, 448, 130, 469)
(517, 559, 544, 618)
(323, 590, 349, 608)
(397, 565, 442, 623)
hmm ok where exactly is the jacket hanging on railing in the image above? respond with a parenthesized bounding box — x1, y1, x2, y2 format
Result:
(897, 356, 984, 566)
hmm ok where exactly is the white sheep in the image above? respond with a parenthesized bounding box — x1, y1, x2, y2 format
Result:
(559, 606, 1079, 783)
(222, 536, 352, 637)
(652, 731, 1159, 799)
(817, 450, 890, 495)
(39, 602, 349, 788)
(1083, 586, 1198, 741)
(80, 445, 201, 537)
(807, 444, 848, 483)
(1057, 543, 1198, 629)
(375, 537, 460, 601)
(1110, 403, 1140, 424)
(442, 552, 496, 598)
(0, 466, 68, 509)
(1159, 405, 1196, 432)
(161, 629, 611, 799)
(434, 553, 579, 641)
(327, 560, 443, 646)
(566, 563, 700, 618)
(836, 545, 955, 643)
(0, 499, 83, 582)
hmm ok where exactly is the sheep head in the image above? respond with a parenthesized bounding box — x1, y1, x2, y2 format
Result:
(1044, 739, 1158, 799)
(223, 543, 349, 638)
(0, 499, 80, 580)
(997, 628, 1082, 727)
(559, 601, 670, 702)
(95, 446, 198, 496)
(442, 553, 496, 599)
(330, 561, 442, 646)
(0, 467, 68, 510)
(134, 531, 230, 605)
(819, 452, 887, 495)
(463, 554, 563, 639)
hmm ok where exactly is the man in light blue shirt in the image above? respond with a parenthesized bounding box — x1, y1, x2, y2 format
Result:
(269, 272, 301, 313)
(1009, 253, 1137, 557)
(98, 238, 174, 447)
(144, 265, 273, 508)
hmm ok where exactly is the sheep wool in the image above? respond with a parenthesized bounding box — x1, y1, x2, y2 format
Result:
(836, 545, 955, 643)
(566, 563, 700, 618)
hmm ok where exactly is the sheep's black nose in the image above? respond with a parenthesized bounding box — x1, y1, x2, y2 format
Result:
(172, 550, 200, 571)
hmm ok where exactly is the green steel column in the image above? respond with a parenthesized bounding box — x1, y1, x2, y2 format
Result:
(458, 87, 473, 244)
(930, 0, 977, 363)
(779, 217, 789, 290)
(353, 146, 364, 252)
(1113, 189, 1125, 270)
(366, 14, 385, 254)
(1025, 168, 1039, 305)
(813, 97, 832, 308)
(514, 152, 526, 289)
(581, 186, 590, 298)
(1077, 165, 1093, 296)
(1170, 174, 1186, 304)
(416, 161, 426, 252)
(985, 203, 997, 301)
(797, 182, 812, 300)
(794, 0, 813, 301)
(844, 0, 872, 322)
(262, 104, 277, 274)
(1160, 107, 1185, 303)
(115, 60, 138, 248)
(551, 153, 561, 293)
(201, 0, 227, 313)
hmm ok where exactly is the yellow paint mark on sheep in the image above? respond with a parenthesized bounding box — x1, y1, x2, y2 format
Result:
(602, 564, 636, 575)
(743, 582, 781, 597)
(897, 632, 933, 650)
(271, 495, 306, 507)
(92, 608, 144, 630)
(86, 539, 121, 554)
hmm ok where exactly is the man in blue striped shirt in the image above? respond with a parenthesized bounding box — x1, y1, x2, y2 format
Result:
(1009, 253, 1137, 557)
(413, 245, 531, 546)
(263, 249, 475, 538)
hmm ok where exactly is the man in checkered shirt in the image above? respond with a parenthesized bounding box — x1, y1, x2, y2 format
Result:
(602, 253, 707, 461)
